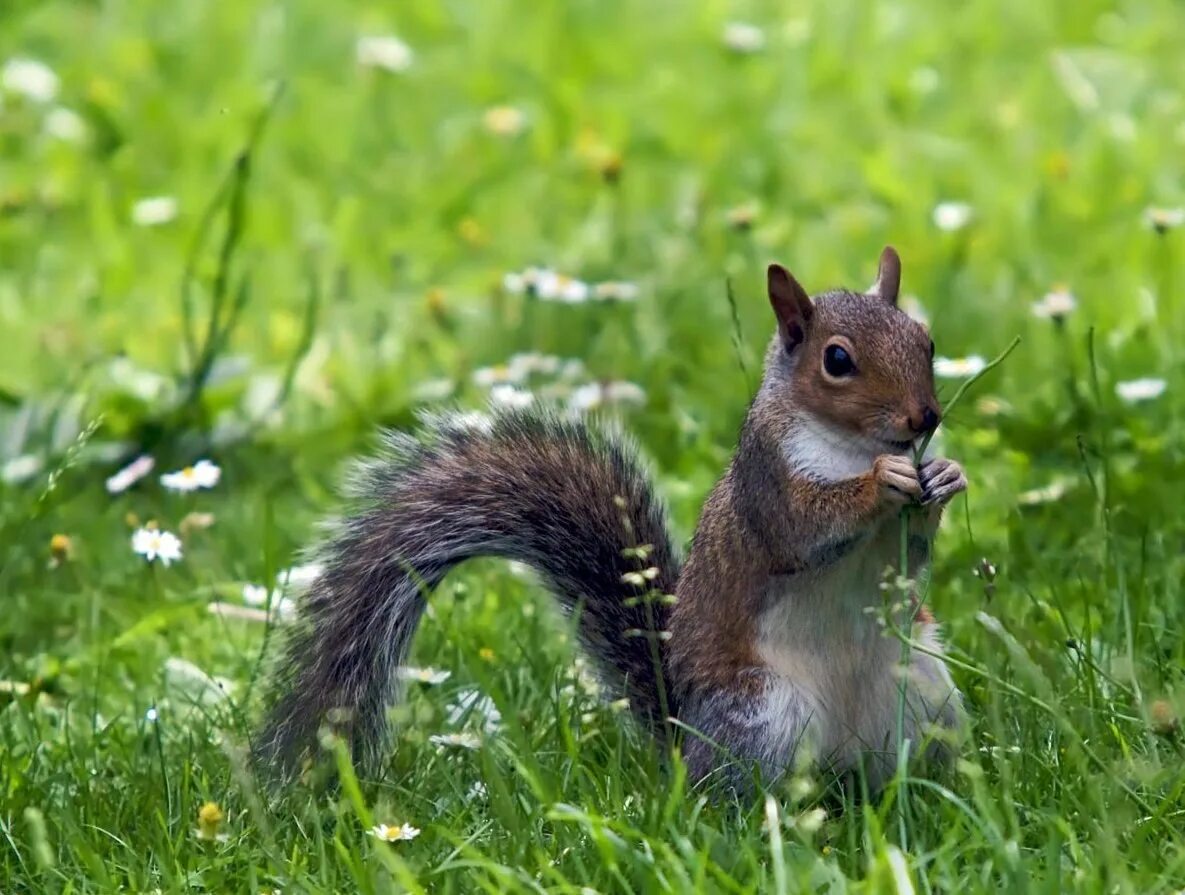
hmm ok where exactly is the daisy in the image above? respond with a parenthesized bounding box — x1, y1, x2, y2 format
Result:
(242, 584, 271, 606)
(396, 666, 452, 685)
(933, 355, 986, 378)
(503, 266, 552, 295)
(446, 689, 501, 731)
(932, 201, 973, 232)
(467, 781, 488, 800)
(164, 658, 229, 703)
(45, 106, 87, 142)
(483, 105, 527, 137)
(536, 272, 591, 304)
(161, 460, 221, 493)
(1, 58, 58, 102)
(131, 196, 178, 227)
(1032, 288, 1076, 320)
(1115, 378, 1167, 403)
(507, 352, 563, 379)
(179, 511, 216, 534)
(368, 822, 421, 842)
(429, 732, 482, 750)
(278, 563, 323, 589)
(472, 364, 521, 388)
(1017, 478, 1074, 506)
(49, 533, 74, 566)
(195, 802, 226, 842)
(593, 281, 640, 302)
(132, 528, 182, 566)
(569, 381, 647, 412)
(1144, 207, 1185, 234)
(722, 22, 765, 53)
(725, 202, 758, 230)
(605, 381, 646, 404)
(489, 384, 534, 409)
(356, 35, 414, 73)
(106, 455, 155, 494)
(1, 454, 43, 485)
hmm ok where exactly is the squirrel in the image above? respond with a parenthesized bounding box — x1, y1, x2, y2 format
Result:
(256, 246, 967, 793)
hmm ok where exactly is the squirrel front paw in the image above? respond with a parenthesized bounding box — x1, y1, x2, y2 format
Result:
(873, 454, 922, 507)
(920, 458, 967, 506)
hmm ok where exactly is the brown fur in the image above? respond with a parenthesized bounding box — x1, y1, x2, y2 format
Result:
(670, 247, 962, 782)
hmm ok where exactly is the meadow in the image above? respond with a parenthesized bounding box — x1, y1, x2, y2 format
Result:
(2, 0, 1185, 891)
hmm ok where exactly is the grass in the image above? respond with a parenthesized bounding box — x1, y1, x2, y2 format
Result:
(2, 0, 1185, 891)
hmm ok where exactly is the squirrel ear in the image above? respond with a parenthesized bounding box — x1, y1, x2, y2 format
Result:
(767, 263, 814, 352)
(869, 246, 901, 306)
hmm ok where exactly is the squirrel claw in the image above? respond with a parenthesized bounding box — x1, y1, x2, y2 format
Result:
(919, 458, 967, 506)
(874, 454, 922, 506)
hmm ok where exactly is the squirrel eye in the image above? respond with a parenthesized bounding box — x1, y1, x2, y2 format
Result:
(823, 344, 856, 378)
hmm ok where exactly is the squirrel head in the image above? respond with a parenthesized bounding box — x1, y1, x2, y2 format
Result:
(761, 247, 940, 455)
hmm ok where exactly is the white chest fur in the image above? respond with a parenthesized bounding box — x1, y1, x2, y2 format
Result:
(754, 522, 959, 782)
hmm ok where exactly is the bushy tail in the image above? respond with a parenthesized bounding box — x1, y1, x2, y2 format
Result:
(255, 408, 681, 775)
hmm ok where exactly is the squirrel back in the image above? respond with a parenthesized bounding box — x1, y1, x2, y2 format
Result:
(256, 410, 680, 774)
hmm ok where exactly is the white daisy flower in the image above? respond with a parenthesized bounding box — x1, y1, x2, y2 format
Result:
(1, 58, 58, 103)
(503, 266, 552, 295)
(1115, 378, 1167, 403)
(489, 384, 534, 408)
(1032, 288, 1076, 320)
(933, 355, 986, 378)
(132, 528, 183, 566)
(446, 689, 501, 731)
(507, 352, 563, 379)
(278, 562, 323, 589)
(368, 822, 421, 842)
(1018, 478, 1074, 506)
(605, 381, 646, 405)
(107, 357, 173, 402)
(45, 106, 87, 142)
(164, 657, 229, 704)
(467, 781, 488, 800)
(429, 732, 482, 750)
(722, 22, 766, 53)
(241, 584, 270, 605)
(483, 105, 527, 137)
(536, 272, 591, 303)
(593, 281, 640, 302)
(1144, 207, 1185, 233)
(160, 459, 221, 493)
(1, 454, 43, 485)
(568, 381, 647, 412)
(131, 196, 178, 227)
(725, 202, 759, 229)
(240, 583, 293, 618)
(105, 455, 155, 495)
(397, 666, 452, 685)
(356, 35, 414, 73)
(932, 201, 973, 232)
(472, 364, 521, 388)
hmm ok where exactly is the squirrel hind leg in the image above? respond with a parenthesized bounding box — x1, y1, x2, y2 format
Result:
(677, 673, 820, 794)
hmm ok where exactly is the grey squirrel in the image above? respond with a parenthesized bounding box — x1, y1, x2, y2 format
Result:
(256, 246, 966, 791)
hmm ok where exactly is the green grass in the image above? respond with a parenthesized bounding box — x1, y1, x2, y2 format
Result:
(3, 0, 1185, 891)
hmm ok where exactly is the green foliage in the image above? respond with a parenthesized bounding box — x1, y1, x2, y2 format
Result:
(2, 0, 1184, 891)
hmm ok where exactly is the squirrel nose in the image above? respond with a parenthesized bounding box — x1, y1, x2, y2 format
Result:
(910, 407, 941, 434)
